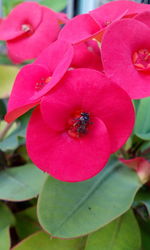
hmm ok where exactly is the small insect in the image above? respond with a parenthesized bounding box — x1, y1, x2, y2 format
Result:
(74, 112, 91, 136)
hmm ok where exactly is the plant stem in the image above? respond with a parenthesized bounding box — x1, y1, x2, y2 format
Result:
(119, 147, 128, 159)
(0, 122, 13, 141)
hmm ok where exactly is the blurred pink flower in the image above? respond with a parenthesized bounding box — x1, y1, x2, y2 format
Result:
(0, 2, 68, 63)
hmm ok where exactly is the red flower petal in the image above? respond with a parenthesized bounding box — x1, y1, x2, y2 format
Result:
(26, 106, 110, 182)
(5, 64, 50, 123)
(0, 2, 42, 40)
(71, 42, 103, 71)
(58, 13, 101, 44)
(34, 40, 73, 76)
(135, 10, 150, 27)
(101, 18, 150, 99)
(31, 40, 74, 101)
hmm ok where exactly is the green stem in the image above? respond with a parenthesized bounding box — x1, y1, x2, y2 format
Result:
(119, 147, 128, 159)
(0, 122, 13, 141)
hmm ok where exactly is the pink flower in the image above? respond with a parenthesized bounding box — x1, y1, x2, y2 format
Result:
(0, 2, 67, 63)
(101, 18, 150, 99)
(27, 69, 135, 182)
(5, 40, 74, 123)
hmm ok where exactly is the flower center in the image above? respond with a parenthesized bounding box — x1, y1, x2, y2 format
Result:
(67, 111, 92, 138)
(35, 76, 51, 91)
(21, 24, 33, 35)
(133, 49, 150, 72)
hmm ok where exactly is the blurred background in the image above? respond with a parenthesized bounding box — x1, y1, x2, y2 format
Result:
(0, 0, 149, 19)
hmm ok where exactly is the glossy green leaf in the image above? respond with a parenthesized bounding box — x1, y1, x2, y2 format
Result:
(85, 210, 141, 250)
(0, 53, 12, 65)
(137, 218, 150, 250)
(2, 0, 23, 16)
(0, 65, 19, 99)
(13, 231, 86, 250)
(134, 188, 150, 218)
(40, 0, 67, 11)
(140, 141, 150, 152)
(0, 203, 14, 249)
(37, 158, 142, 238)
(0, 227, 10, 250)
(16, 207, 41, 239)
(0, 202, 15, 230)
(0, 164, 46, 201)
(133, 99, 140, 114)
(134, 97, 150, 140)
(0, 112, 31, 151)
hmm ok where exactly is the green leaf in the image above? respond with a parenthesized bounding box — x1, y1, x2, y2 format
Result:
(0, 202, 15, 230)
(134, 97, 150, 140)
(139, 141, 150, 153)
(37, 158, 142, 238)
(134, 188, 150, 218)
(0, 65, 19, 99)
(85, 210, 141, 250)
(0, 53, 13, 65)
(15, 207, 41, 239)
(138, 218, 150, 250)
(13, 231, 86, 250)
(0, 164, 46, 201)
(0, 227, 11, 250)
(133, 99, 140, 114)
(3, 0, 23, 16)
(40, 0, 67, 12)
(0, 112, 31, 151)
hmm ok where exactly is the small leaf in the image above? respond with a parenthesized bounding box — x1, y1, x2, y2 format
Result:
(85, 210, 141, 250)
(138, 218, 150, 250)
(133, 99, 140, 114)
(134, 188, 150, 218)
(0, 227, 11, 250)
(0, 111, 31, 151)
(0, 65, 19, 99)
(0, 202, 15, 230)
(135, 97, 150, 140)
(37, 158, 142, 238)
(13, 231, 86, 250)
(0, 164, 46, 201)
(2, 0, 23, 16)
(15, 207, 41, 239)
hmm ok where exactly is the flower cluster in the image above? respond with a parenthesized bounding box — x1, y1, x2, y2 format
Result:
(3, 0, 150, 182)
